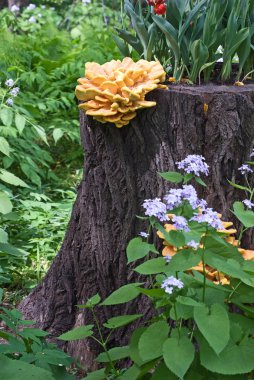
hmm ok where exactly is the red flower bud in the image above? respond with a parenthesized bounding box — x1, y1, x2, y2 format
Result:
(154, 3, 166, 15)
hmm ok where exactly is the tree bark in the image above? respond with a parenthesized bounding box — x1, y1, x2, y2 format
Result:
(20, 85, 254, 367)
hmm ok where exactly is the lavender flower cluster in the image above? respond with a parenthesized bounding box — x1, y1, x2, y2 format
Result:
(176, 155, 209, 177)
(161, 276, 184, 294)
(142, 198, 168, 222)
(191, 208, 223, 229)
(4, 79, 20, 106)
(164, 184, 207, 210)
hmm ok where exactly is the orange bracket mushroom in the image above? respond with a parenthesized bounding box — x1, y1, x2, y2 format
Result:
(75, 57, 167, 128)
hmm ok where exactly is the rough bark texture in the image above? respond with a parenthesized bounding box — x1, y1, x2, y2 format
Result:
(20, 85, 254, 368)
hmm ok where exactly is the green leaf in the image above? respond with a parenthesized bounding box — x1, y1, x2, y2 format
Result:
(158, 171, 183, 184)
(78, 293, 101, 308)
(0, 137, 10, 156)
(129, 327, 146, 366)
(0, 107, 13, 126)
(233, 208, 254, 228)
(151, 362, 177, 379)
(103, 314, 142, 329)
(0, 192, 12, 214)
(118, 364, 141, 380)
(81, 369, 106, 380)
(53, 128, 64, 144)
(96, 346, 130, 363)
(194, 303, 230, 355)
(57, 325, 94, 341)
(200, 334, 254, 375)
(165, 249, 201, 273)
(0, 353, 54, 379)
(0, 242, 27, 257)
(0, 170, 29, 188)
(228, 181, 250, 193)
(163, 336, 195, 379)
(134, 257, 166, 275)
(127, 237, 158, 264)
(195, 176, 207, 187)
(138, 320, 169, 362)
(101, 283, 142, 305)
(32, 125, 48, 145)
(152, 15, 180, 62)
(15, 113, 26, 134)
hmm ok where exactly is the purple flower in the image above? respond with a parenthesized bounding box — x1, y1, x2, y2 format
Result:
(139, 232, 149, 238)
(161, 276, 184, 294)
(10, 87, 19, 97)
(27, 3, 36, 10)
(238, 164, 253, 175)
(28, 16, 36, 23)
(176, 155, 209, 177)
(6, 98, 14, 106)
(5, 79, 14, 87)
(172, 215, 190, 232)
(164, 188, 182, 210)
(250, 150, 254, 158)
(142, 198, 168, 221)
(11, 5, 19, 12)
(191, 208, 223, 230)
(187, 240, 199, 249)
(243, 199, 254, 209)
(164, 255, 172, 263)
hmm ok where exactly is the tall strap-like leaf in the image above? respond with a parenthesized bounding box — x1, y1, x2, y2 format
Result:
(152, 15, 181, 62)
(179, 0, 207, 43)
(125, 1, 149, 52)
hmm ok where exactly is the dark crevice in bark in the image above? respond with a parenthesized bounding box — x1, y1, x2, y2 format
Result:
(20, 85, 254, 367)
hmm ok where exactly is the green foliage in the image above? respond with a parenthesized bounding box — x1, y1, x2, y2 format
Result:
(116, 0, 254, 82)
(0, 297, 74, 379)
(58, 155, 254, 379)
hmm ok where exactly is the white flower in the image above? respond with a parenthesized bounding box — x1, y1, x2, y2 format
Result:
(38, 13, 42, 18)
(5, 79, 14, 87)
(41, 5, 46, 9)
(139, 232, 149, 238)
(27, 3, 36, 10)
(164, 255, 172, 263)
(243, 199, 254, 209)
(11, 5, 20, 12)
(82, 0, 91, 4)
(187, 240, 199, 249)
(6, 98, 14, 106)
(28, 16, 37, 23)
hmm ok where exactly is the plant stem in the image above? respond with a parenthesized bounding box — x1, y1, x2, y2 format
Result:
(91, 307, 118, 377)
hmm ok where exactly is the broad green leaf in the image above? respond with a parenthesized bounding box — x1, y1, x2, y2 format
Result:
(0, 242, 27, 257)
(0, 170, 29, 188)
(53, 128, 64, 144)
(200, 334, 254, 375)
(194, 176, 207, 187)
(134, 257, 166, 275)
(15, 113, 26, 134)
(176, 296, 202, 307)
(0, 353, 54, 379)
(151, 362, 177, 379)
(233, 208, 254, 228)
(57, 325, 93, 341)
(101, 283, 142, 305)
(163, 336, 195, 379)
(96, 346, 130, 363)
(118, 364, 141, 380)
(158, 171, 183, 184)
(78, 293, 101, 308)
(81, 369, 106, 380)
(129, 327, 146, 366)
(127, 237, 158, 264)
(194, 303, 230, 354)
(165, 249, 201, 273)
(138, 320, 169, 361)
(0, 107, 13, 126)
(104, 314, 142, 329)
(152, 15, 180, 62)
(0, 137, 10, 156)
(0, 192, 12, 214)
(0, 288, 3, 303)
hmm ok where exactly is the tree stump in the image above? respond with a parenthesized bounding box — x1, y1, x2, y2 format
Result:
(20, 84, 254, 367)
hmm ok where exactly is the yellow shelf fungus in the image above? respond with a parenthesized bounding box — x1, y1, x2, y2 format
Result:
(75, 57, 167, 128)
